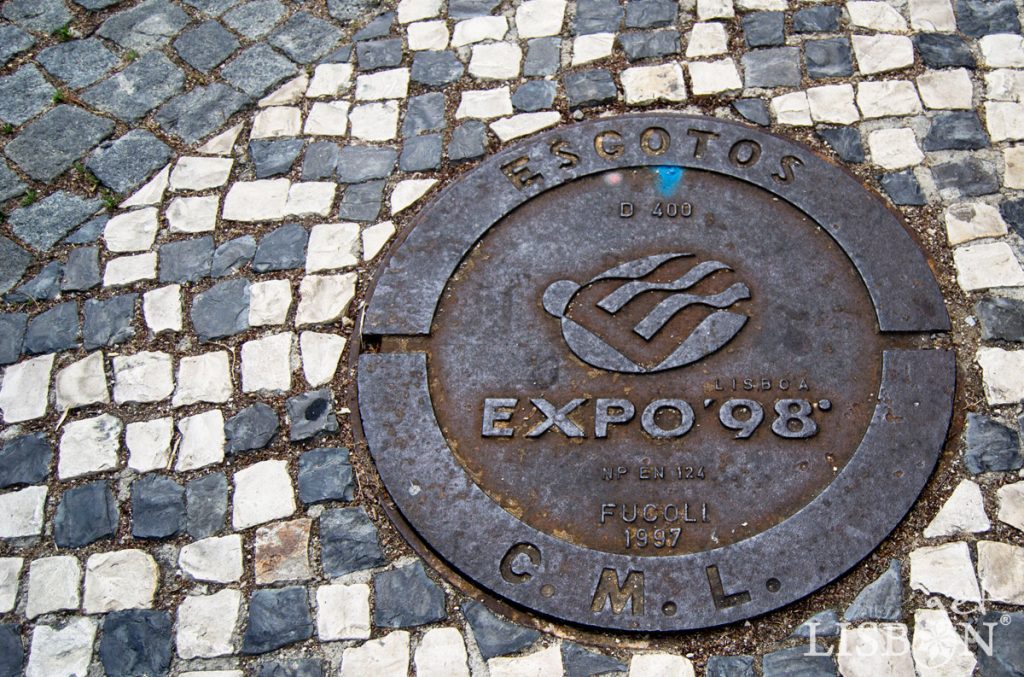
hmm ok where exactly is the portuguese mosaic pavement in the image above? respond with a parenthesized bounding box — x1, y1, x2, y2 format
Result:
(0, 0, 1023, 674)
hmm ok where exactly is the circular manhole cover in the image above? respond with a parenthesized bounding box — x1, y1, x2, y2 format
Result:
(355, 114, 955, 631)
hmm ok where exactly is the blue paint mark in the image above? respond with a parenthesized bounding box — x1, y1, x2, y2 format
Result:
(652, 166, 685, 196)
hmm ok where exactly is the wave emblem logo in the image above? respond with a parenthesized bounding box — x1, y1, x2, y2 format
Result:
(542, 252, 751, 374)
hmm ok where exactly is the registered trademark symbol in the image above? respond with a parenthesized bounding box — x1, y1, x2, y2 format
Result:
(1001, 614, 1012, 626)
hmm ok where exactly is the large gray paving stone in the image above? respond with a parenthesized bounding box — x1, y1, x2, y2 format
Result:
(320, 507, 385, 576)
(743, 47, 802, 88)
(0, 160, 27, 202)
(37, 38, 119, 90)
(82, 51, 184, 123)
(223, 0, 286, 38)
(5, 105, 114, 182)
(357, 38, 403, 71)
(97, 0, 191, 53)
(74, 0, 122, 8)
(86, 130, 172, 194)
(155, 83, 249, 143)
(564, 69, 618, 107)
(337, 180, 384, 221)
(270, 12, 342, 64)
(524, 37, 561, 76)
(329, 0, 384, 22)
(450, 0, 500, 16)
(0, 66, 55, 126)
(373, 561, 446, 628)
(62, 246, 101, 292)
(182, 0, 241, 15)
(2, 0, 72, 33)
(221, 44, 298, 97)
(159, 236, 214, 283)
(8, 191, 104, 252)
(0, 25, 34, 66)
(575, 0, 624, 34)
(186, 472, 227, 538)
(0, 238, 31, 296)
(174, 20, 240, 72)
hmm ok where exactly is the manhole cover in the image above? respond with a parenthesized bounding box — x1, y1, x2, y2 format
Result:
(356, 114, 955, 631)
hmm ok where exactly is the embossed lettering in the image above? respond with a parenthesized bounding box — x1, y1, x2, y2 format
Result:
(527, 398, 587, 438)
(595, 398, 635, 438)
(772, 155, 803, 184)
(501, 156, 542, 189)
(595, 131, 624, 159)
(641, 399, 695, 438)
(706, 564, 751, 609)
(729, 140, 762, 167)
(550, 138, 580, 168)
(687, 129, 719, 158)
(640, 127, 671, 156)
(482, 398, 518, 437)
(500, 543, 541, 584)
(591, 568, 645, 615)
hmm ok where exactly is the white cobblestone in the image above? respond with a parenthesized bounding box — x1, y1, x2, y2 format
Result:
(924, 479, 990, 538)
(250, 278, 293, 326)
(807, 84, 859, 124)
(977, 347, 1024, 405)
(408, 20, 449, 50)
(113, 351, 173, 404)
(317, 583, 371, 640)
(491, 112, 561, 142)
(26, 555, 80, 618)
(1004, 146, 1024, 189)
(55, 351, 109, 411)
(177, 589, 240, 658)
(242, 332, 294, 393)
(362, 221, 395, 261)
(912, 608, 976, 677)
(997, 481, 1024, 532)
(58, 412, 122, 479)
(771, 91, 812, 126)
(126, 417, 173, 472)
(179, 534, 243, 584)
(307, 222, 360, 273)
(170, 156, 233, 191)
(944, 202, 1008, 245)
(349, 101, 400, 141)
(621, 63, 687, 104)
(0, 486, 47, 538)
(686, 22, 728, 57)
(516, 0, 567, 38)
(848, 2, 909, 32)
(688, 58, 742, 96)
(857, 80, 922, 118)
(977, 540, 1024, 604)
(838, 624, 915, 677)
(296, 273, 357, 327)
(26, 618, 96, 677)
(953, 242, 1024, 291)
(452, 16, 508, 46)
(908, 0, 956, 31)
(917, 69, 973, 110)
(491, 644, 564, 677)
(304, 100, 350, 136)
(628, 653, 695, 677)
(468, 41, 524, 80)
(104, 208, 158, 252)
(173, 351, 232, 407)
(307, 64, 353, 98)
(166, 195, 218, 233)
(122, 164, 169, 207)
(104, 252, 157, 286)
(251, 106, 303, 139)
(980, 34, 1024, 68)
(984, 101, 1024, 142)
(176, 409, 225, 472)
(222, 179, 290, 222)
(0, 557, 21, 613)
(233, 459, 295, 529)
(83, 549, 159, 613)
(143, 285, 182, 334)
(284, 182, 336, 218)
(852, 34, 914, 74)
(198, 123, 242, 155)
(355, 68, 410, 100)
(341, 631, 410, 676)
(572, 33, 615, 65)
(301, 331, 346, 387)
(868, 128, 923, 170)
(416, 627, 470, 677)
(0, 354, 53, 423)
(259, 74, 309, 106)
(456, 87, 514, 119)
(397, 0, 441, 23)
(697, 0, 734, 19)
(391, 179, 437, 214)
(910, 542, 981, 602)
(985, 69, 1024, 101)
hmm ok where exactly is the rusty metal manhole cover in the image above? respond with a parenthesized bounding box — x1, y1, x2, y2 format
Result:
(355, 114, 955, 631)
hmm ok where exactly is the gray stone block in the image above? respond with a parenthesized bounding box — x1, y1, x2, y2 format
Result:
(8, 190, 104, 251)
(270, 12, 342, 64)
(221, 44, 297, 97)
(83, 293, 136, 350)
(223, 0, 286, 38)
(155, 83, 249, 143)
(97, 0, 190, 52)
(2, 0, 71, 33)
(82, 51, 184, 122)
(37, 38, 118, 89)
(174, 20, 239, 72)
(86, 130, 173, 194)
(0, 66, 54, 126)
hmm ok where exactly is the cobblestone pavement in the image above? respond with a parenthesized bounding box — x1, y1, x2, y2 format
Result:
(1, 0, 1024, 674)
